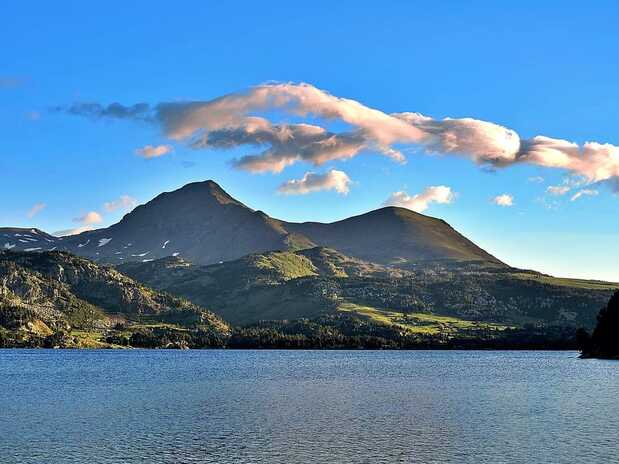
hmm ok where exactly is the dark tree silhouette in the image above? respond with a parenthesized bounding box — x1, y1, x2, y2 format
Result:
(582, 291, 619, 359)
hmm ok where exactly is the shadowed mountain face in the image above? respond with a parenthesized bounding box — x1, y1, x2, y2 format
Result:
(1, 180, 504, 268)
(285, 207, 503, 267)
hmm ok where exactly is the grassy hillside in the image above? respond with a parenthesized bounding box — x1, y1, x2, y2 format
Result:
(0, 251, 230, 347)
(119, 247, 616, 329)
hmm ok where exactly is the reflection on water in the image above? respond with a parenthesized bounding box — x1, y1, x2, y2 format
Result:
(1, 350, 617, 463)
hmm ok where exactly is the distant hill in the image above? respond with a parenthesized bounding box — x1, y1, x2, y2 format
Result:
(1, 180, 504, 268)
(0, 250, 229, 347)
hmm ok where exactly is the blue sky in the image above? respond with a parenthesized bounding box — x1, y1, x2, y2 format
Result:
(1, 1, 618, 281)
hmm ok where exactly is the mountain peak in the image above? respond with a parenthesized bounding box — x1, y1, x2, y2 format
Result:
(162, 180, 245, 207)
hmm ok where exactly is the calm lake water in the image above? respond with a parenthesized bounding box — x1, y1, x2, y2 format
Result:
(0, 350, 617, 464)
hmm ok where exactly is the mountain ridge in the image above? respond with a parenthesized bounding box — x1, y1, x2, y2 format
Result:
(1, 180, 505, 269)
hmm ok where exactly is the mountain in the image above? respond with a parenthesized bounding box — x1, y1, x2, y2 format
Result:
(0, 250, 229, 347)
(1, 228, 59, 251)
(3, 179, 616, 349)
(118, 248, 616, 329)
(286, 207, 503, 267)
(1, 180, 504, 269)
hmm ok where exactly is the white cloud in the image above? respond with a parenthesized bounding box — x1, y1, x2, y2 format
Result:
(493, 194, 514, 207)
(135, 144, 173, 159)
(528, 176, 545, 183)
(278, 170, 352, 195)
(26, 202, 46, 219)
(382, 186, 455, 213)
(62, 82, 619, 189)
(570, 189, 599, 202)
(103, 195, 138, 213)
(547, 185, 571, 196)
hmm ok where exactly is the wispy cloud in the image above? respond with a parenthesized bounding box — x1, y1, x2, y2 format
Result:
(528, 176, 544, 184)
(57, 82, 619, 191)
(278, 169, 352, 195)
(547, 185, 571, 196)
(26, 202, 46, 219)
(571, 189, 599, 202)
(382, 186, 455, 213)
(57, 101, 150, 119)
(493, 194, 514, 207)
(135, 144, 173, 159)
(103, 195, 138, 213)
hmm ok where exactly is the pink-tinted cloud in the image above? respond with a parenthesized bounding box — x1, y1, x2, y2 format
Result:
(61, 82, 619, 190)
(55, 210, 104, 236)
(135, 144, 173, 159)
(493, 194, 514, 207)
(26, 202, 46, 219)
(103, 195, 138, 212)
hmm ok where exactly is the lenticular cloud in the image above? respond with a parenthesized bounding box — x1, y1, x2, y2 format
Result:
(62, 82, 619, 186)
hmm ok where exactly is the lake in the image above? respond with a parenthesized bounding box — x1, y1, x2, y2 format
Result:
(0, 350, 617, 463)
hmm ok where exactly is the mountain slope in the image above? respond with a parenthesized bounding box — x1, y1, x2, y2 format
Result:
(3, 181, 304, 265)
(284, 207, 503, 267)
(2, 180, 503, 268)
(1, 228, 59, 252)
(0, 250, 230, 346)
(119, 248, 616, 328)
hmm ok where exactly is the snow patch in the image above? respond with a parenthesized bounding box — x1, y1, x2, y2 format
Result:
(172, 252, 180, 257)
(142, 259, 154, 262)
(162, 240, 170, 249)
(78, 239, 90, 248)
(98, 238, 112, 247)
(24, 247, 42, 252)
(48, 247, 57, 251)
(3, 243, 15, 250)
